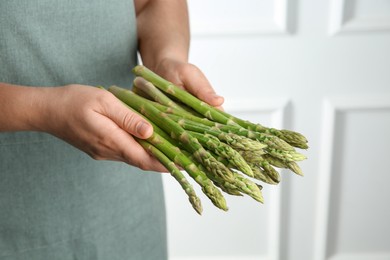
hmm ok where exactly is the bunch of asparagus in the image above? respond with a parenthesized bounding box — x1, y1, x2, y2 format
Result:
(107, 65, 308, 215)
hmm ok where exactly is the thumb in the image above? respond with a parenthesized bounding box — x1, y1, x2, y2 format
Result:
(108, 102, 153, 139)
(180, 67, 224, 108)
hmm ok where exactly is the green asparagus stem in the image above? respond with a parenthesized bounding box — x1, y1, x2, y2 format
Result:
(212, 152, 278, 185)
(257, 158, 281, 184)
(136, 138, 203, 214)
(96, 90, 228, 210)
(213, 181, 243, 196)
(165, 113, 295, 152)
(236, 151, 281, 184)
(108, 85, 235, 184)
(147, 132, 228, 211)
(234, 173, 264, 203)
(152, 101, 300, 160)
(129, 81, 303, 162)
(131, 84, 154, 100)
(175, 118, 266, 151)
(133, 77, 188, 114)
(189, 131, 254, 178)
(151, 101, 215, 127)
(278, 129, 309, 149)
(168, 113, 306, 163)
(150, 124, 246, 197)
(173, 115, 305, 163)
(132, 65, 308, 150)
(182, 151, 244, 197)
(183, 150, 263, 203)
(236, 149, 266, 163)
(133, 65, 239, 125)
(217, 110, 309, 149)
(99, 66, 308, 212)
(265, 148, 307, 163)
(262, 154, 303, 176)
(286, 161, 304, 176)
(249, 164, 279, 185)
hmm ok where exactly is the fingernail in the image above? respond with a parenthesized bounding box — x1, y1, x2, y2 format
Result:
(217, 106, 225, 111)
(213, 94, 223, 99)
(137, 122, 151, 137)
(213, 94, 224, 103)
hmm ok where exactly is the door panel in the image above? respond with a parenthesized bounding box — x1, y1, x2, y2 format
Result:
(162, 1, 390, 259)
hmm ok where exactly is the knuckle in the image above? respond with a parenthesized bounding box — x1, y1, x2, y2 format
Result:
(87, 143, 110, 161)
(131, 154, 152, 171)
(181, 63, 198, 77)
(95, 90, 113, 107)
(121, 112, 138, 131)
(90, 154, 105, 161)
(88, 149, 106, 161)
(137, 161, 149, 171)
(129, 157, 149, 171)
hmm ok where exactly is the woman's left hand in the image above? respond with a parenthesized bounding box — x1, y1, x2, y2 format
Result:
(151, 58, 225, 110)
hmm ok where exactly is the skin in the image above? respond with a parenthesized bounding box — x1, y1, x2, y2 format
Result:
(0, 0, 224, 172)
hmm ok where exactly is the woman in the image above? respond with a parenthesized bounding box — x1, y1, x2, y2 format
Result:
(0, 0, 223, 259)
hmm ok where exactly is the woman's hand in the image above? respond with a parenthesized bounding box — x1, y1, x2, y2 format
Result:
(35, 84, 167, 172)
(136, 0, 223, 108)
(151, 58, 225, 110)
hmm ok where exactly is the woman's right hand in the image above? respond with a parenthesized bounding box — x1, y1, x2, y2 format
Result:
(0, 83, 167, 172)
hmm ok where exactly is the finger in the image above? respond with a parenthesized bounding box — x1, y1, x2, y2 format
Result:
(103, 125, 168, 172)
(215, 105, 225, 111)
(85, 111, 167, 172)
(121, 136, 168, 172)
(103, 96, 153, 139)
(179, 67, 224, 107)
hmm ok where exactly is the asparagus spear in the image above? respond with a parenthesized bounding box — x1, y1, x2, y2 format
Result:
(133, 65, 238, 125)
(265, 148, 307, 163)
(175, 118, 266, 151)
(234, 173, 264, 203)
(108, 85, 235, 184)
(150, 121, 247, 197)
(212, 152, 278, 185)
(109, 98, 228, 210)
(133, 77, 210, 119)
(182, 150, 243, 197)
(175, 115, 305, 163)
(253, 158, 281, 184)
(263, 154, 303, 176)
(131, 76, 302, 156)
(108, 87, 229, 210)
(136, 138, 203, 214)
(147, 95, 302, 162)
(189, 131, 254, 178)
(146, 132, 228, 211)
(249, 164, 279, 185)
(171, 116, 307, 163)
(100, 65, 308, 212)
(183, 150, 263, 203)
(133, 65, 308, 149)
(235, 149, 266, 163)
(133, 77, 188, 114)
(217, 110, 309, 149)
(164, 112, 294, 152)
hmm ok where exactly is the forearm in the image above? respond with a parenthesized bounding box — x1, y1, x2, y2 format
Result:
(0, 83, 49, 132)
(135, 0, 190, 69)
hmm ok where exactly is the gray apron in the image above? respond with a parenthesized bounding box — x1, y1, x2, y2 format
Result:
(0, 1, 167, 259)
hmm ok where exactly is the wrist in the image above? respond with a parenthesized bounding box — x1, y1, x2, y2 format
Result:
(0, 83, 54, 132)
(143, 51, 188, 71)
(139, 32, 189, 70)
(27, 87, 57, 133)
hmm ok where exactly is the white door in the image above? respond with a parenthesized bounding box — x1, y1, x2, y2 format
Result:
(162, 1, 390, 259)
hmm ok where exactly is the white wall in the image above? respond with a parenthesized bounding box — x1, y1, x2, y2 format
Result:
(162, 1, 390, 259)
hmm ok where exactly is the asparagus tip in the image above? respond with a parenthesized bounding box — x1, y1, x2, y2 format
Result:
(190, 197, 203, 215)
